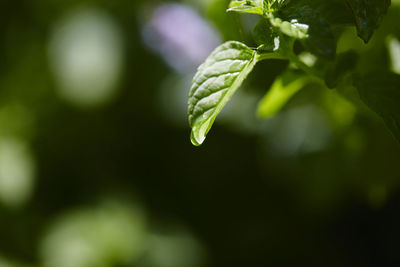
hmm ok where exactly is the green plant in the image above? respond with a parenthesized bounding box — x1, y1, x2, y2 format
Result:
(187, 0, 399, 146)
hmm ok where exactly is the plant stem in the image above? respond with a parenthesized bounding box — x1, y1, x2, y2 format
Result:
(256, 52, 286, 61)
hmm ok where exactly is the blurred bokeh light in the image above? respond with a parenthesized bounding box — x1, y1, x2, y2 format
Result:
(387, 35, 400, 74)
(40, 201, 146, 267)
(48, 7, 123, 108)
(142, 3, 221, 72)
(0, 138, 35, 208)
(139, 226, 206, 267)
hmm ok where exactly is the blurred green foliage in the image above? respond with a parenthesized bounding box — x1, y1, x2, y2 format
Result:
(0, 0, 400, 267)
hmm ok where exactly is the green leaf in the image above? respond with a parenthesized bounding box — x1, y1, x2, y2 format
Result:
(269, 15, 309, 40)
(253, 18, 280, 52)
(305, 0, 353, 25)
(257, 70, 310, 118)
(227, 0, 264, 15)
(253, 18, 296, 56)
(355, 72, 400, 142)
(188, 41, 258, 146)
(267, 0, 290, 11)
(279, 5, 336, 59)
(346, 0, 391, 43)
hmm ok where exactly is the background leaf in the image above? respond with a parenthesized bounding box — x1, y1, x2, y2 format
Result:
(188, 41, 257, 146)
(355, 71, 400, 142)
(279, 5, 336, 59)
(346, 0, 391, 43)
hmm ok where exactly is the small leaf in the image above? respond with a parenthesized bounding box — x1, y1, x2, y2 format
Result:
(188, 41, 258, 146)
(253, 18, 280, 52)
(280, 5, 336, 59)
(227, 0, 264, 15)
(355, 72, 400, 142)
(267, 0, 290, 10)
(257, 70, 310, 118)
(346, 0, 391, 43)
(269, 15, 309, 39)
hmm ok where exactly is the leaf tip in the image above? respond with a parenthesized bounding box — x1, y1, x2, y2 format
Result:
(358, 30, 373, 44)
(190, 129, 205, 146)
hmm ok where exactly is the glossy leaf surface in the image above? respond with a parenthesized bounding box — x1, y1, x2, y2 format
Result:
(188, 41, 257, 146)
(227, 0, 264, 15)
